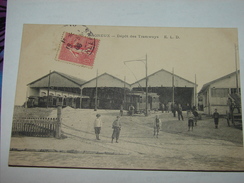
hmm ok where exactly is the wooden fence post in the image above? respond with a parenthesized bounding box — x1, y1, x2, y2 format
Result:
(56, 106, 62, 138)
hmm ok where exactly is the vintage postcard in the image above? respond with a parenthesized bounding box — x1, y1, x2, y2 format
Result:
(8, 24, 243, 171)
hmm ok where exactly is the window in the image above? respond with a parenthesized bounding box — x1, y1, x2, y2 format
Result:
(231, 88, 241, 94)
(211, 88, 228, 97)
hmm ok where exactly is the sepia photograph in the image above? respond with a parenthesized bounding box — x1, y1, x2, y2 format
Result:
(8, 24, 243, 171)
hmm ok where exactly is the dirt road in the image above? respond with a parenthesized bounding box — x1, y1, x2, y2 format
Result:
(9, 107, 244, 171)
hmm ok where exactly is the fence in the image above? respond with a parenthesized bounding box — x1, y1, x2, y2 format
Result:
(12, 118, 58, 137)
(12, 106, 62, 138)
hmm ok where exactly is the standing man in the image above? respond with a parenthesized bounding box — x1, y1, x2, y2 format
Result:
(161, 103, 165, 113)
(111, 116, 122, 143)
(186, 103, 191, 112)
(129, 104, 135, 116)
(213, 109, 220, 129)
(167, 102, 171, 113)
(171, 102, 176, 117)
(177, 103, 184, 121)
(120, 104, 124, 116)
(94, 114, 102, 140)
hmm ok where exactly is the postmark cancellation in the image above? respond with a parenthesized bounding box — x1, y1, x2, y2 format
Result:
(56, 31, 100, 68)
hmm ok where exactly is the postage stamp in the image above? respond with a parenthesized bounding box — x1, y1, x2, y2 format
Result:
(56, 32, 100, 68)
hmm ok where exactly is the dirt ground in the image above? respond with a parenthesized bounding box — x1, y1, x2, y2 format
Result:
(9, 107, 244, 171)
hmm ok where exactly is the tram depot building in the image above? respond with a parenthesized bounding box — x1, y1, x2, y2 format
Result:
(27, 69, 241, 115)
(26, 69, 198, 111)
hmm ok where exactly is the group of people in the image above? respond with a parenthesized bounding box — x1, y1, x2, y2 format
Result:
(93, 106, 220, 143)
(161, 102, 187, 121)
(155, 107, 220, 135)
(93, 114, 121, 143)
(187, 108, 220, 131)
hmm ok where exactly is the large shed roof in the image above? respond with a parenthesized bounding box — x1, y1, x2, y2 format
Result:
(28, 71, 87, 88)
(28, 71, 131, 89)
(81, 72, 131, 88)
(131, 68, 196, 88)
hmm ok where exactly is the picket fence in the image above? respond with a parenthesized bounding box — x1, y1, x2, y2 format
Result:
(12, 117, 59, 137)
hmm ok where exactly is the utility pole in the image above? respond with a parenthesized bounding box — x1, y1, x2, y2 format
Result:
(235, 44, 239, 94)
(194, 74, 197, 108)
(172, 68, 174, 104)
(94, 69, 98, 111)
(47, 70, 51, 108)
(145, 54, 148, 116)
(123, 76, 126, 103)
(123, 54, 148, 116)
(80, 87, 83, 109)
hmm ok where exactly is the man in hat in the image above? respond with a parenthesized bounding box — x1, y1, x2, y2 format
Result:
(213, 109, 220, 129)
(111, 116, 122, 143)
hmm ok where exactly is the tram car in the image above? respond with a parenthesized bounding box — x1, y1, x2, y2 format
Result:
(124, 92, 160, 114)
(27, 95, 90, 108)
(148, 92, 160, 111)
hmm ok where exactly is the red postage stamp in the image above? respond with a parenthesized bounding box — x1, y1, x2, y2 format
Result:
(56, 32, 100, 68)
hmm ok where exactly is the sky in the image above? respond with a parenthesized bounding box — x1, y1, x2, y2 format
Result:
(15, 24, 239, 105)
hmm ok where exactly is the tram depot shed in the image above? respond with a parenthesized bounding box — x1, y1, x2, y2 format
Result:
(80, 73, 131, 109)
(131, 69, 197, 110)
(27, 71, 131, 109)
(26, 69, 197, 110)
(27, 71, 87, 99)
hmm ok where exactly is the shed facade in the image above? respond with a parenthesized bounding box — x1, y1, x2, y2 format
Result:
(131, 69, 197, 110)
(81, 73, 130, 109)
(28, 71, 86, 98)
(198, 71, 241, 115)
(26, 71, 130, 109)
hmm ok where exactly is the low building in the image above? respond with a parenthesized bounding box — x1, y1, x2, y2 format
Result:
(198, 71, 241, 115)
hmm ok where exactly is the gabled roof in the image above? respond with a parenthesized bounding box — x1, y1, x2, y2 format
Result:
(28, 71, 86, 87)
(199, 70, 240, 94)
(81, 72, 131, 88)
(131, 68, 196, 86)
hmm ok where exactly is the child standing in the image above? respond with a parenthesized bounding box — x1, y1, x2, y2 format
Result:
(192, 107, 199, 126)
(187, 110, 194, 131)
(154, 115, 161, 138)
(94, 114, 102, 140)
(213, 109, 220, 129)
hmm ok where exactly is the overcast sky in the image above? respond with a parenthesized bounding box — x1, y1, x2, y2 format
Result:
(15, 24, 239, 105)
